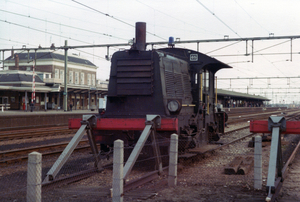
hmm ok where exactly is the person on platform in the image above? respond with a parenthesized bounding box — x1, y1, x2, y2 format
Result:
(69, 103, 73, 111)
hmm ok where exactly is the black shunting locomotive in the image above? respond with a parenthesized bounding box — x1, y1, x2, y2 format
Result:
(92, 22, 230, 153)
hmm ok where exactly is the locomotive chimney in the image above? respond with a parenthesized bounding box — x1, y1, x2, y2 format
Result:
(14, 54, 19, 70)
(135, 22, 146, 51)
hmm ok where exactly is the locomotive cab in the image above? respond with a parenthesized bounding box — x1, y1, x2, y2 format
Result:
(157, 48, 231, 145)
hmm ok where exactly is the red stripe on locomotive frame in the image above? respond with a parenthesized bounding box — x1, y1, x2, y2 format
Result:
(69, 117, 178, 131)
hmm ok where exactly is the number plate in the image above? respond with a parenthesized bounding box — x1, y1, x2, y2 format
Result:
(190, 54, 198, 61)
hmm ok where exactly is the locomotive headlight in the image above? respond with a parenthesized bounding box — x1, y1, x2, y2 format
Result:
(167, 100, 180, 112)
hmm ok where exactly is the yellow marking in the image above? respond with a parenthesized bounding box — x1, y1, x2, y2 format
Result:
(182, 104, 196, 107)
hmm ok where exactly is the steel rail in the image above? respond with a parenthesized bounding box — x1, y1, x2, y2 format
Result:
(42, 168, 98, 191)
(0, 129, 76, 141)
(0, 124, 69, 132)
(223, 126, 250, 135)
(124, 166, 169, 192)
(0, 140, 90, 164)
(227, 110, 297, 124)
(0, 126, 69, 134)
(211, 133, 255, 153)
(40, 159, 168, 195)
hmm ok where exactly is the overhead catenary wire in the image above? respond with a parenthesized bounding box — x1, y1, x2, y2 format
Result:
(205, 41, 242, 54)
(253, 39, 291, 54)
(0, 37, 37, 47)
(71, 0, 166, 40)
(2, 0, 123, 33)
(0, 9, 128, 41)
(135, 0, 223, 37)
(194, 0, 293, 77)
(233, 0, 270, 34)
(195, 0, 242, 38)
(0, 19, 95, 45)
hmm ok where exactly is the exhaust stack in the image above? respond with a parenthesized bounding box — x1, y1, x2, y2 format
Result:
(134, 22, 146, 51)
(14, 54, 19, 70)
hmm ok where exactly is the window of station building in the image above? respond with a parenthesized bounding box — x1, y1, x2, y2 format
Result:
(75, 72, 79, 85)
(92, 74, 95, 86)
(60, 70, 64, 83)
(37, 73, 43, 81)
(69, 71, 73, 84)
(87, 74, 91, 85)
(45, 73, 51, 79)
(55, 69, 59, 79)
(1, 97, 8, 104)
(81, 72, 85, 85)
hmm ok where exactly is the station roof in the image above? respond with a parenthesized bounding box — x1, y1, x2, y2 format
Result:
(217, 89, 270, 101)
(0, 70, 107, 94)
(5, 51, 96, 67)
(0, 71, 44, 83)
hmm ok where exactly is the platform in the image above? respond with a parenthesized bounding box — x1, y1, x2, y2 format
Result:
(0, 109, 97, 131)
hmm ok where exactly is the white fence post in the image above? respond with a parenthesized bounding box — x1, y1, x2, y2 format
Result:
(254, 136, 262, 190)
(112, 139, 124, 202)
(168, 133, 178, 187)
(27, 151, 42, 202)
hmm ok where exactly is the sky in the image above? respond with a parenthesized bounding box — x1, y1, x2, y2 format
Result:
(1, 0, 300, 104)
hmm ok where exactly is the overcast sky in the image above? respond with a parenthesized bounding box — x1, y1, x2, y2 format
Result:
(1, 0, 300, 104)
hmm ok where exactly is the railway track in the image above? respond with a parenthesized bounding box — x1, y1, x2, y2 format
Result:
(0, 126, 88, 165)
(0, 139, 90, 164)
(227, 108, 299, 124)
(0, 127, 76, 141)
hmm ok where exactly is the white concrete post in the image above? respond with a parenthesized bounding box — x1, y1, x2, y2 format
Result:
(27, 152, 42, 202)
(112, 140, 124, 202)
(168, 134, 178, 187)
(254, 136, 262, 190)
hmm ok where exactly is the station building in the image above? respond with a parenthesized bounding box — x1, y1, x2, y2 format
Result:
(0, 50, 108, 111)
